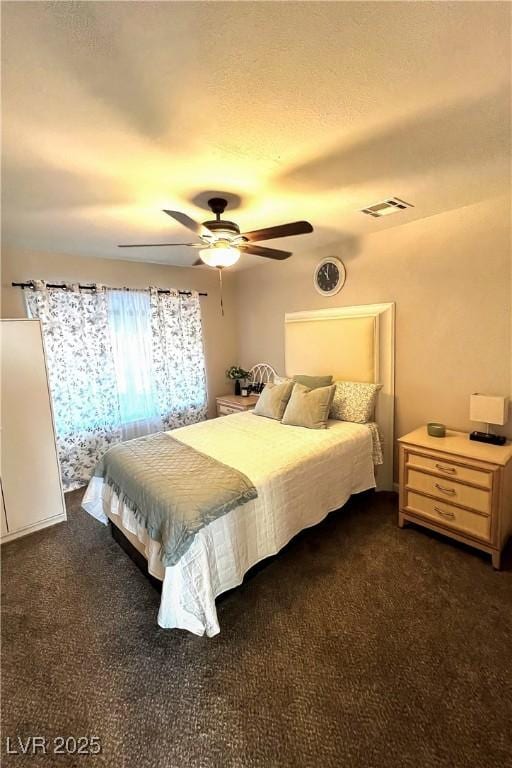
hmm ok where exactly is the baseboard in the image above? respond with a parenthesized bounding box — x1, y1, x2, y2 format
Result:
(375, 483, 398, 494)
(0, 513, 67, 544)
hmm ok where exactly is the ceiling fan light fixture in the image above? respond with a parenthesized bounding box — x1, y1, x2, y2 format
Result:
(199, 244, 240, 268)
(120, 198, 313, 264)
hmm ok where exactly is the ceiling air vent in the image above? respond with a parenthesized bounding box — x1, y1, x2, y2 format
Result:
(361, 197, 414, 218)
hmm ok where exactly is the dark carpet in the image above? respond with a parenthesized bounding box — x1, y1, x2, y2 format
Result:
(2, 490, 512, 768)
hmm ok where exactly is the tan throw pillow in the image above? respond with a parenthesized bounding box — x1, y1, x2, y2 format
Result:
(281, 383, 336, 429)
(329, 381, 383, 423)
(253, 381, 294, 420)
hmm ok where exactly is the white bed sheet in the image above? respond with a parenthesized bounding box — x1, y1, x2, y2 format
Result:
(82, 412, 376, 636)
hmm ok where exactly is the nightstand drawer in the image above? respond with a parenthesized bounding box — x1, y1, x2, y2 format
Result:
(216, 395, 259, 417)
(406, 491, 491, 541)
(407, 452, 492, 489)
(217, 405, 240, 416)
(407, 468, 491, 514)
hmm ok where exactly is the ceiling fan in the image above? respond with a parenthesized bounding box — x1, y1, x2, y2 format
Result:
(118, 197, 313, 268)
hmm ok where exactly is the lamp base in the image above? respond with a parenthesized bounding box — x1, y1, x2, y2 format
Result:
(469, 430, 506, 446)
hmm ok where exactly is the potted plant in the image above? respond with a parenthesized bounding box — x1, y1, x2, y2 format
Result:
(226, 365, 250, 396)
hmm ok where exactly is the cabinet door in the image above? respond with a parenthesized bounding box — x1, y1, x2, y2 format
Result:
(1, 320, 66, 534)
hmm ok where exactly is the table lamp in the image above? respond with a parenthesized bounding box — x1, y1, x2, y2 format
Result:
(469, 394, 508, 446)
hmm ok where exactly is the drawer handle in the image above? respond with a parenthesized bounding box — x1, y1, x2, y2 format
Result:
(434, 482, 456, 496)
(435, 463, 456, 475)
(434, 506, 455, 520)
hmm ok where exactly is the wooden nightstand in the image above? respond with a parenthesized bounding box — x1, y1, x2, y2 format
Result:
(216, 394, 259, 417)
(398, 426, 512, 569)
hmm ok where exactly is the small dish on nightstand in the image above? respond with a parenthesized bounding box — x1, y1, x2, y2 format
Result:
(427, 422, 446, 437)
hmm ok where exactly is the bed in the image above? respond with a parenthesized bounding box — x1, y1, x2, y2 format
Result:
(83, 303, 395, 636)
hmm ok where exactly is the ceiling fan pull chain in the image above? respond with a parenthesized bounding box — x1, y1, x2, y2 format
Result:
(218, 267, 224, 317)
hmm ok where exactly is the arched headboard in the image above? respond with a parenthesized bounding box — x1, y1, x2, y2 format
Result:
(285, 303, 395, 490)
(248, 363, 277, 387)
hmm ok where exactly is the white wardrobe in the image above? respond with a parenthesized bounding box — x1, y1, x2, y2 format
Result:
(1, 319, 66, 542)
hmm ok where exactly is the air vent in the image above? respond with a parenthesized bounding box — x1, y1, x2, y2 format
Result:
(361, 197, 414, 218)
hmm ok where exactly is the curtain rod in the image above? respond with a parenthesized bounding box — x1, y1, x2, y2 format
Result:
(12, 281, 207, 297)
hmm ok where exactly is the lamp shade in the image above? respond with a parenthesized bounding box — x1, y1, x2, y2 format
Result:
(470, 394, 508, 426)
(199, 245, 240, 268)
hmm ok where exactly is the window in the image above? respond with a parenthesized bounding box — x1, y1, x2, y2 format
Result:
(107, 290, 161, 434)
(25, 282, 207, 489)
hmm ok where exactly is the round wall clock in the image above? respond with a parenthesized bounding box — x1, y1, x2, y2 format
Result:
(314, 257, 346, 296)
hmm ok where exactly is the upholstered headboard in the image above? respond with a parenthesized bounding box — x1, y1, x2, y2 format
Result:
(285, 314, 378, 383)
(284, 304, 395, 490)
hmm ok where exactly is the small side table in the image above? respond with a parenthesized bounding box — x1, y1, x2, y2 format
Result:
(398, 426, 512, 569)
(216, 394, 259, 417)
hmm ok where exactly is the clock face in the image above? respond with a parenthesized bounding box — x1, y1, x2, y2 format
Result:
(314, 258, 346, 296)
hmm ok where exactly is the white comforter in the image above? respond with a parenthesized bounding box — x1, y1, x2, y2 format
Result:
(83, 412, 376, 636)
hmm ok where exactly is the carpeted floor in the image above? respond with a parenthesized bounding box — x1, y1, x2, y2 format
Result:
(2, 490, 512, 768)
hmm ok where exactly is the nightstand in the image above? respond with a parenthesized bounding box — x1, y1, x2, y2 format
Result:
(398, 426, 512, 569)
(216, 394, 259, 417)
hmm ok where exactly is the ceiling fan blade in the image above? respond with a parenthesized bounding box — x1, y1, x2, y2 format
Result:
(118, 243, 202, 248)
(240, 243, 292, 260)
(163, 209, 212, 237)
(192, 259, 204, 266)
(241, 220, 313, 242)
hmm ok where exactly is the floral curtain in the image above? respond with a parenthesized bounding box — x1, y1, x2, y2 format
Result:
(25, 282, 208, 491)
(25, 282, 121, 491)
(149, 288, 208, 429)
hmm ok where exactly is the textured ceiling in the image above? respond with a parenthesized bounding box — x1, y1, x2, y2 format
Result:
(2, 1, 510, 270)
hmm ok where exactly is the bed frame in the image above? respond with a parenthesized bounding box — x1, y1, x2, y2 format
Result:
(109, 491, 378, 595)
(109, 519, 274, 596)
(110, 520, 163, 592)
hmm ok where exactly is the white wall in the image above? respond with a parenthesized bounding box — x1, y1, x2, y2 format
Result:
(234, 197, 512, 474)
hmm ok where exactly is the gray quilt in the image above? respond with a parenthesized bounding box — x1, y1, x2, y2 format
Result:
(93, 432, 257, 566)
